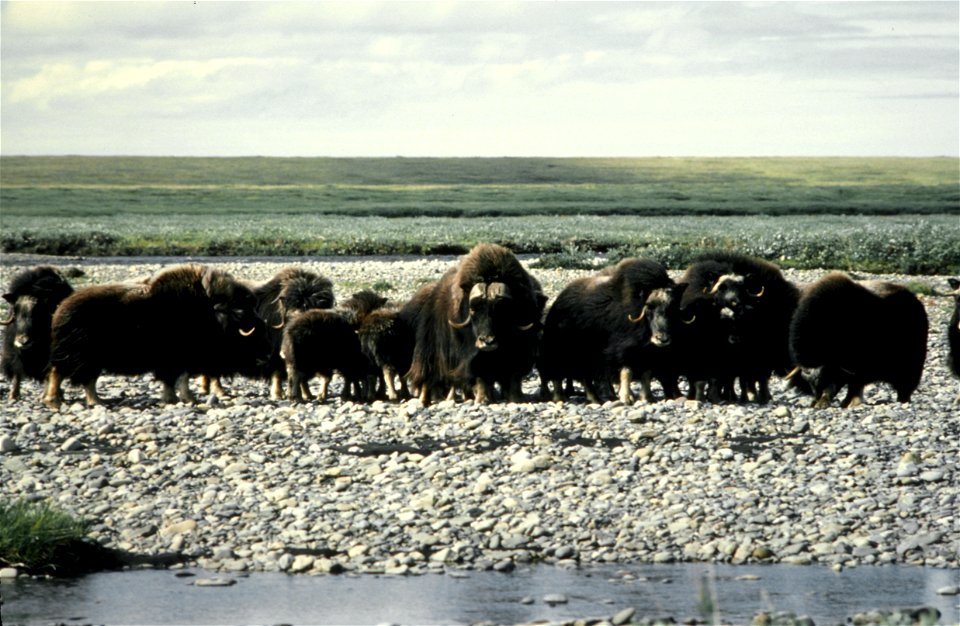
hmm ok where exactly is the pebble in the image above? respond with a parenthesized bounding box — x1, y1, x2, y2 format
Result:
(0, 260, 957, 592)
(0, 435, 18, 453)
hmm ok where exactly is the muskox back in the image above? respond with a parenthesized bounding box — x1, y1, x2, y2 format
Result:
(405, 243, 544, 405)
(1, 266, 75, 400)
(45, 264, 266, 408)
(789, 272, 928, 408)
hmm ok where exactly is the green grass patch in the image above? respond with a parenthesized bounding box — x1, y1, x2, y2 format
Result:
(0, 498, 91, 574)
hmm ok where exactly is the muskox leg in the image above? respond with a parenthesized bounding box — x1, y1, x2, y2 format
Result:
(82, 380, 102, 407)
(382, 366, 399, 402)
(503, 376, 524, 403)
(637, 371, 654, 403)
(270, 372, 284, 401)
(287, 366, 304, 402)
(841, 382, 864, 409)
(175, 374, 197, 404)
(418, 383, 430, 406)
(209, 377, 226, 400)
(43, 367, 63, 410)
(8, 374, 21, 401)
(582, 379, 603, 405)
(756, 378, 771, 404)
(618, 367, 634, 404)
(318, 376, 329, 402)
(473, 379, 492, 404)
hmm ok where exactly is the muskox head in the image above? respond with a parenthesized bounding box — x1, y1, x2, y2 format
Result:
(708, 272, 766, 320)
(201, 268, 267, 346)
(627, 284, 685, 348)
(275, 272, 336, 325)
(449, 281, 536, 352)
(2, 266, 74, 354)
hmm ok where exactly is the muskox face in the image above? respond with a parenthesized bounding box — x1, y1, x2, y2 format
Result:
(2, 295, 40, 351)
(449, 281, 533, 352)
(629, 286, 681, 347)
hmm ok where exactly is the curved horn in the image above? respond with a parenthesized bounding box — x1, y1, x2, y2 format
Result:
(750, 285, 765, 298)
(0, 310, 14, 326)
(784, 366, 801, 380)
(517, 322, 535, 331)
(272, 321, 285, 330)
(239, 327, 256, 337)
(627, 308, 646, 324)
(682, 314, 696, 325)
(448, 313, 472, 329)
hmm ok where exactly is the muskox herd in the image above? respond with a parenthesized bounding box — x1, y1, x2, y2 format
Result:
(2, 244, 958, 410)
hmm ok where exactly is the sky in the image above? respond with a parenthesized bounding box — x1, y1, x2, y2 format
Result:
(1, 1, 958, 157)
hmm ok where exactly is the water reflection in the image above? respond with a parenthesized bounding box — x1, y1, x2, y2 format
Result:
(3, 563, 958, 625)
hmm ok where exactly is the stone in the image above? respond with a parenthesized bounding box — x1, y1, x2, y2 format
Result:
(0, 567, 18, 579)
(543, 593, 568, 605)
(611, 607, 636, 625)
(60, 436, 83, 452)
(160, 520, 197, 536)
(194, 577, 236, 587)
(0, 435, 18, 454)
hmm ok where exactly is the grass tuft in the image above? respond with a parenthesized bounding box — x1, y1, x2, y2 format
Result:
(0, 498, 91, 574)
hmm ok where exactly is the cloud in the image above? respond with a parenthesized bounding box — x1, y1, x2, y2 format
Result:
(1, 1, 957, 156)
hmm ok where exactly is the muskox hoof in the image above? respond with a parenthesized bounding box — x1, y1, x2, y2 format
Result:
(813, 394, 832, 409)
(842, 395, 863, 409)
(43, 395, 62, 411)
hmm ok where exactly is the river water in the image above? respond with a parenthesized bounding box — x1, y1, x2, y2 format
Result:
(3, 563, 958, 625)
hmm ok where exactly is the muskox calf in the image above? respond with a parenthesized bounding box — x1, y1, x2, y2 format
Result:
(44, 264, 267, 409)
(404, 243, 544, 405)
(948, 278, 960, 401)
(358, 304, 415, 402)
(283, 290, 386, 403)
(537, 258, 677, 404)
(789, 272, 928, 408)
(203, 267, 335, 400)
(678, 252, 799, 403)
(1, 266, 75, 400)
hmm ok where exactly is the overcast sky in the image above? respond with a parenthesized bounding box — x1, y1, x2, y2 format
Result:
(2, 1, 957, 157)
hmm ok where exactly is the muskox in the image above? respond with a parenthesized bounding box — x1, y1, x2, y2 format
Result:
(44, 264, 267, 409)
(282, 290, 387, 403)
(678, 252, 799, 403)
(537, 258, 677, 404)
(358, 304, 415, 402)
(947, 278, 959, 401)
(1, 266, 75, 400)
(202, 267, 335, 400)
(788, 272, 928, 408)
(404, 243, 544, 405)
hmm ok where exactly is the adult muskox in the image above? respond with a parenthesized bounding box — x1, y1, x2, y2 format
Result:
(945, 278, 959, 401)
(203, 267, 335, 400)
(1, 266, 75, 400)
(537, 258, 678, 404)
(404, 243, 544, 405)
(44, 264, 267, 409)
(678, 252, 799, 403)
(788, 272, 928, 408)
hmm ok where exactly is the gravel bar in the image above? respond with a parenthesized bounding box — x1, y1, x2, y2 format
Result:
(1, 256, 957, 581)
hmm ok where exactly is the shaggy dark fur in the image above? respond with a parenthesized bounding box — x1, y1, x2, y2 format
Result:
(403, 243, 544, 405)
(44, 264, 267, 408)
(204, 267, 335, 399)
(537, 258, 676, 403)
(358, 304, 415, 402)
(789, 272, 928, 408)
(1, 266, 75, 400)
(678, 251, 800, 403)
(282, 290, 387, 403)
